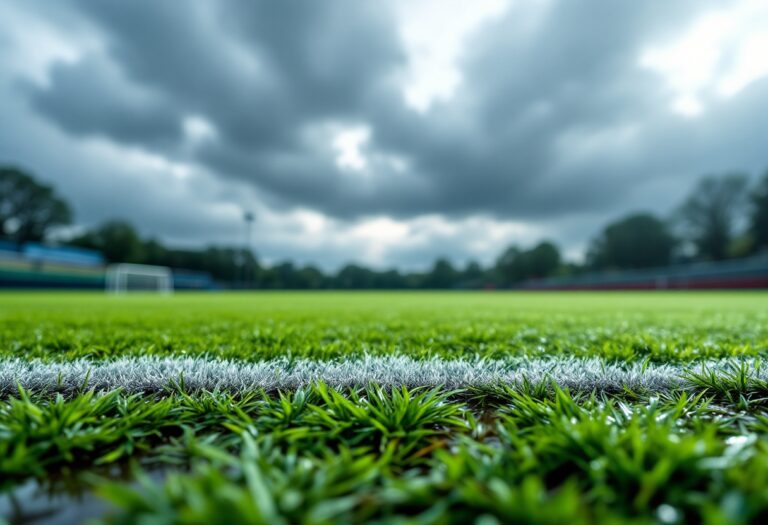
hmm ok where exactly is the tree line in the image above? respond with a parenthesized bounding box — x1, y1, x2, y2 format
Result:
(1, 165, 767, 288)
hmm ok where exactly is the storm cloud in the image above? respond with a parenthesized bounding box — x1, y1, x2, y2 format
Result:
(2, 0, 767, 269)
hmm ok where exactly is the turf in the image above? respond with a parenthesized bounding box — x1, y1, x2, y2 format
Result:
(2, 291, 768, 524)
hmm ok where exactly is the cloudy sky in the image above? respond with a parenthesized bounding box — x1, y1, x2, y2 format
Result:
(1, 0, 767, 271)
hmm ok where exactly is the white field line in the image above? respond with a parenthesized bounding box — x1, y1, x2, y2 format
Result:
(0, 355, 764, 395)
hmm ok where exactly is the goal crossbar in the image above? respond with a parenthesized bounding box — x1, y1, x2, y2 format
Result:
(106, 263, 174, 294)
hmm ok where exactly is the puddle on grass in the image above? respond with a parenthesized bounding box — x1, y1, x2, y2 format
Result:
(0, 466, 170, 525)
(0, 478, 110, 525)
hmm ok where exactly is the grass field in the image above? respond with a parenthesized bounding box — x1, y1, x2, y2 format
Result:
(2, 291, 768, 524)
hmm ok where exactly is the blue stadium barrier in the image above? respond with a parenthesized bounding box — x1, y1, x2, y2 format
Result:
(520, 254, 768, 290)
(173, 270, 215, 290)
(23, 243, 104, 267)
(0, 240, 19, 254)
(0, 241, 218, 290)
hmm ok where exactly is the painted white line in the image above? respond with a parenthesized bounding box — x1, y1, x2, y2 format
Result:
(0, 355, 763, 395)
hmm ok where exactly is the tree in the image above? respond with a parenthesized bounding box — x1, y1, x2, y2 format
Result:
(70, 220, 145, 263)
(0, 166, 72, 244)
(495, 245, 522, 281)
(142, 238, 169, 265)
(462, 261, 484, 280)
(335, 264, 375, 289)
(750, 171, 768, 253)
(459, 260, 486, 287)
(496, 241, 561, 284)
(272, 262, 301, 289)
(526, 242, 561, 277)
(423, 258, 458, 288)
(373, 269, 407, 289)
(587, 213, 675, 269)
(677, 173, 748, 261)
(296, 265, 326, 289)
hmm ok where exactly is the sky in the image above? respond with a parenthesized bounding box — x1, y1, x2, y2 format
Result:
(1, 0, 767, 271)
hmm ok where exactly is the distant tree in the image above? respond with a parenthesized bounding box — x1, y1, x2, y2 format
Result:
(258, 266, 280, 289)
(587, 213, 676, 269)
(677, 173, 748, 260)
(335, 264, 375, 289)
(402, 271, 426, 289)
(272, 262, 303, 289)
(70, 220, 144, 263)
(496, 245, 522, 281)
(496, 241, 561, 284)
(727, 234, 754, 259)
(296, 265, 326, 289)
(527, 242, 561, 277)
(423, 258, 458, 288)
(558, 261, 583, 278)
(373, 269, 407, 289)
(215, 247, 257, 285)
(750, 171, 768, 253)
(141, 238, 169, 265)
(462, 261, 484, 280)
(458, 260, 486, 288)
(161, 246, 242, 283)
(0, 166, 72, 244)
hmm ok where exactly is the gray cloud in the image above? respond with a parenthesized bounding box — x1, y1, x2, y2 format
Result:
(3, 0, 768, 268)
(32, 57, 182, 144)
(369, 0, 748, 219)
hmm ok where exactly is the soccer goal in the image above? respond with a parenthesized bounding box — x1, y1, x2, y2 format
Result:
(106, 263, 174, 294)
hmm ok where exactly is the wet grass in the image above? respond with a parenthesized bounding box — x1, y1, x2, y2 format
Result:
(4, 386, 768, 524)
(1, 291, 768, 524)
(1, 291, 766, 363)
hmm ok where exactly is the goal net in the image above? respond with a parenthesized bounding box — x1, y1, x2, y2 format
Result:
(106, 263, 173, 294)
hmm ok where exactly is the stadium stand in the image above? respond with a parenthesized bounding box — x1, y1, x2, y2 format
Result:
(0, 243, 105, 288)
(520, 254, 768, 290)
(172, 270, 215, 290)
(1, 240, 765, 290)
(23, 242, 104, 267)
(0, 242, 214, 289)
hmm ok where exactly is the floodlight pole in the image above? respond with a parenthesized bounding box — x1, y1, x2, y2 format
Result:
(243, 211, 255, 289)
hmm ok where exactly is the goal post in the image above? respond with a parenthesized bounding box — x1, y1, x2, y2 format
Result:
(106, 263, 174, 294)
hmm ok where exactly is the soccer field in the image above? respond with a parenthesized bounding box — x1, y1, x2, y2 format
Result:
(2, 291, 768, 524)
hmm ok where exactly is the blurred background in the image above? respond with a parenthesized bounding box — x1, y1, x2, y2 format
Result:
(1, 0, 767, 290)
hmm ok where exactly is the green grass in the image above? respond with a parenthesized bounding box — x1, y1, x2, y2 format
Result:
(2, 291, 767, 362)
(2, 291, 768, 524)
